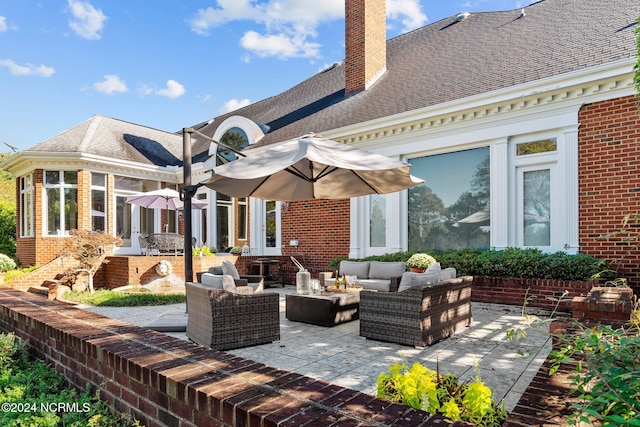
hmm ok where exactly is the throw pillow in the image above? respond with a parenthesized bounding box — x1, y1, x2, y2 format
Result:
(221, 260, 241, 280)
(201, 273, 224, 289)
(397, 271, 440, 292)
(339, 261, 370, 279)
(220, 274, 237, 292)
(368, 261, 406, 279)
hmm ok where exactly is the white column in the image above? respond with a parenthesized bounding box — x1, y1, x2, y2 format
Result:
(563, 125, 580, 253)
(490, 138, 509, 249)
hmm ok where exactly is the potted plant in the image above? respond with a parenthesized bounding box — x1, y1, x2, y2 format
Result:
(405, 253, 436, 273)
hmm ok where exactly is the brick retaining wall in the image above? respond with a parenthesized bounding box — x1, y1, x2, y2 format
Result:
(0, 287, 442, 427)
(472, 277, 595, 312)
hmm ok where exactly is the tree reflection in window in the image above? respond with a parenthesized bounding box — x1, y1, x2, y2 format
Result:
(216, 127, 249, 165)
(523, 169, 550, 246)
(408, 148, 490, 251)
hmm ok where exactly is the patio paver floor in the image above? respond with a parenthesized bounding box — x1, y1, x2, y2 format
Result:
(81, 286, 551, 413)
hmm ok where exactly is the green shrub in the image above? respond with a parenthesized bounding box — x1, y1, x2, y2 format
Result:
(0, 253, 16, 272)
(549, 305, 640, 426)
(0, 332, 143, 426)
(0, 200, 16, 257)
(328, 248, 612, 281)
(377, 361, 507, 426)
(192, 245, 216, 256)
(230, 246, 243, 254)
(2, 265, 38, 284)
(63, 289, 185, 306)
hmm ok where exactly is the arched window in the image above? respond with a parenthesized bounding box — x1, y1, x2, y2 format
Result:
(216, 127, 249, 166)
(214, 127, 250, 252)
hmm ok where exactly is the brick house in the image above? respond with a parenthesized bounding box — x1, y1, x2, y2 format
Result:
(3, 0, 639, 290)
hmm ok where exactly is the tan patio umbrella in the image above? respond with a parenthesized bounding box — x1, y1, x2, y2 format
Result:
(202, 133, 424, 200)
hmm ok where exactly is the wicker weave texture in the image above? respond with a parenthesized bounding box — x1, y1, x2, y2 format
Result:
(359, 276, 473, 347)
(185, 282, 280, 350)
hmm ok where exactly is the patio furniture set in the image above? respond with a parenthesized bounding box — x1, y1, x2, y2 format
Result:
(186, 259, 473, 350)
(139, 233, 197, 255)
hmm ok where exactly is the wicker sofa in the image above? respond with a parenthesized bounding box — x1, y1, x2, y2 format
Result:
(320, 260, 406, 292)
(185, 281, 280, 350)
(359, 276, 473, 348)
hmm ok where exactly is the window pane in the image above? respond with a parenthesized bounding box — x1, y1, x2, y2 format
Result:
(64, 188, 78, 231)
(113, 176, 156, 192)
(265, 201, 276, 248)
(47, 188, 60, 235)
(369, 194, 386, 247)
(408, 148, 490, 251)
(523, 170, 550, 246)
(238, 204, 247, 240)
(91, 189, 106, 232)
(516, 139, 557, 156)
(91, 173, 106, 187)
(217, 127, 249, 165)
(115, 196, 131, 247)
(64, 171, 77, 185)
(45, 171, 59, 185)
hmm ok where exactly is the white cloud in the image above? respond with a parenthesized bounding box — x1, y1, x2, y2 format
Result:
(188, 0, 426, 60)
(220, 98, 251, 114)
(67, 0, 107, 40)
(241, 31, 321, 58)
(0, 59, 55, 77)
(93, 74, 127, 94)
(137, 83, 153, 96)
(0, 16, 7, 32)
(388, 0, 427, 31)
(155, 79, 185, 99)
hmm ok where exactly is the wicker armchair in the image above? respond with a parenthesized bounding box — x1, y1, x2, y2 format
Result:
(359, 276, 473, 348)
(185, 282, 280, 350)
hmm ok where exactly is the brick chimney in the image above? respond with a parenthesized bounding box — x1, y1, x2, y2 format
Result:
(345, 0, 387, 96)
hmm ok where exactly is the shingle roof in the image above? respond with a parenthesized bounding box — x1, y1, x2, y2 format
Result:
(26, 115, 210, 167)
(195, 0, 637, 146)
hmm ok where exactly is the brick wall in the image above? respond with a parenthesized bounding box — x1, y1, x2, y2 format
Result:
(0, 287, 438, 427)
(345, 0, 386, 95)
(579, 95, 640, 293)
(279, 200, 350, 272)
(472, 276, 595, 312)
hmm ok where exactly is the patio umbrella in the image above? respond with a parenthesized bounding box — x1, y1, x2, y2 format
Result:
(452, 208, 549, 227)
(126, 188, 206, 231)
(202, 133, 424, 200)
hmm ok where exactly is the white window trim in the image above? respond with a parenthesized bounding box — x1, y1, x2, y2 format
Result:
(43, 170, 78, 237)
(20, 174, 34, 237)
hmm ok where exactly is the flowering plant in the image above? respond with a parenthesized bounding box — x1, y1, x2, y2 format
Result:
(377, 361, 506, 426)
(405, 253, 437, 269)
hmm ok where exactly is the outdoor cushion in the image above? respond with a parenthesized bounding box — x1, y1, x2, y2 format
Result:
(201, 273, 235, 290)
(426, 262, 441, 273)
(356, 278, 392, 292)
(221, 260, 241, 280)
(398, 271, 440, 292)
(439, 268, 457, 281)
(339, 261, 370, 279)
(207, 266, 224, 275)
(368, 261, 405, 280)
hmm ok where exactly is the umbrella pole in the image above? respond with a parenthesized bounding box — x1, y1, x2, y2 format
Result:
(183, 129, 194, 286)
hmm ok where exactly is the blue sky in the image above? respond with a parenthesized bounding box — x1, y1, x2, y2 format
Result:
(1, 0, 531, 152)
